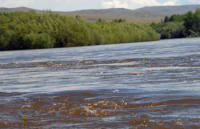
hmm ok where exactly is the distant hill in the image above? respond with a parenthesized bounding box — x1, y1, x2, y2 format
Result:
(1, 5, 200, 17)
(109, 8, 131, 11)
(1, 5, 200, 23)
(136, 4, 200, 14)
(67, 9, 173, 18)
(68, 4, 200, 18)
(0, 7, 36, 12)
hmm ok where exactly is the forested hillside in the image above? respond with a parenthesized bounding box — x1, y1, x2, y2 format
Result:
(150, 8, 200, 39)
(0, 10, 160, 50)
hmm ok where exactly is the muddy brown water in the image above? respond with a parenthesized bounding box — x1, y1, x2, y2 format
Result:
(1, 38, 200, 128)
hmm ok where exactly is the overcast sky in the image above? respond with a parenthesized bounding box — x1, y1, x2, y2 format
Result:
(0, 0, 200, 11)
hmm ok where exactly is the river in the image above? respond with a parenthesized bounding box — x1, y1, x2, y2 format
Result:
(0, 38, 200, 128)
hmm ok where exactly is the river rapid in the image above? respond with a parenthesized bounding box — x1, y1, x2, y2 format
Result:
(1, 38, 200, 128)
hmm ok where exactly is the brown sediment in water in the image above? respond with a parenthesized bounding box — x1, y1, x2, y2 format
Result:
(0, 91, 200, 128)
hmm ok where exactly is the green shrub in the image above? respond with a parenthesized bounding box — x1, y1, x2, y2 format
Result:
(0, 10, 160, 50)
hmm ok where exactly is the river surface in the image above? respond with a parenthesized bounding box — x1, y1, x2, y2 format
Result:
(1, 38, 200, 128)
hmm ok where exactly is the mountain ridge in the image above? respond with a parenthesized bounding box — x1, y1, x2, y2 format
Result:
(137, 4, 200, 14)
(1, 4, 200, 18)
(1, 4, 200, 23)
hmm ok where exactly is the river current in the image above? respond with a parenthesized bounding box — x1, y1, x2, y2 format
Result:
(0, 38, 200, 128)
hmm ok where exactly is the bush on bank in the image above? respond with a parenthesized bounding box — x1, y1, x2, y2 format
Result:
(0, 10, 160, 50)
(150, 8, 200, 39)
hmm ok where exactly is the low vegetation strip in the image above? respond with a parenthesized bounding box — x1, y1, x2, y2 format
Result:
(0, 10, 160, 51)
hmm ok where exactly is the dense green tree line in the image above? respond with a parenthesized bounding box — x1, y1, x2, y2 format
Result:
(150, 8, 200, 39)
(0, 10, 160, 50)
(150, 21, 185, 39)
(184, 9, 200, 37)
(163, 14, 185, 23)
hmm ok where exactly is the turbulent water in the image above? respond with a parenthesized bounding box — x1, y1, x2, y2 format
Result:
(1, 38, 200, 128)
